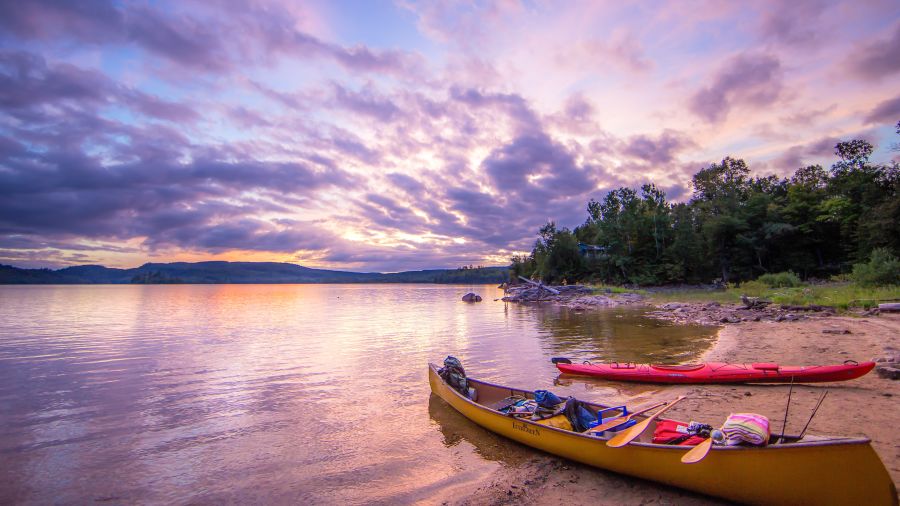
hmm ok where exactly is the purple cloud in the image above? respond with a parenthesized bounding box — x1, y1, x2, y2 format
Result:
(849, 22, 900, 79)
(621, 130, 697, 165)
(0, 1, 423, 78)
(770, 135, 841, 172)
(688, 53, 783, 123)
(481, 133, 600, 201)
(758, 0, 830, 44)
(332, 84, 401, 122)
(449, 87, 541, 133)
(0, 50, 199, 123)
(864, 95, 900, 125)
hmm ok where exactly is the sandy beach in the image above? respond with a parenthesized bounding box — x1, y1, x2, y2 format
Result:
(450, 313, 900, 505)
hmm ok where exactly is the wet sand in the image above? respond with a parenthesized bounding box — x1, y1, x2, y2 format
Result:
(449, 314, 900, 505)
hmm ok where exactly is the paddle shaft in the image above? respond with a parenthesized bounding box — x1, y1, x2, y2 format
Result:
(607, 395, 687, 448)
(586, 401, 667, 433)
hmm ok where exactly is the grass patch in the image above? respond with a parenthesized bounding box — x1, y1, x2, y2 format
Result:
(587, 284, 648, 295)
(647, 289, 740, 304)
(647, 282, 900, 310)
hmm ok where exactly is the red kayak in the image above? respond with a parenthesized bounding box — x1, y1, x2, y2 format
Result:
(552, 358, 875, 384)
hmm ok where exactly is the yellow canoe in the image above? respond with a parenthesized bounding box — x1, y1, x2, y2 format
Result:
(428, 363, 898, 505)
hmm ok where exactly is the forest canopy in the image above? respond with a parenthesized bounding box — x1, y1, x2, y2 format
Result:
(513, 128, 900, 286)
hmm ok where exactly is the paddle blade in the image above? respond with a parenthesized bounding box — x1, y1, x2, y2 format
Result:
(551, 357, 572, 364)
(587, 418, 627, 434)
(606, 418, 651, 448)
(605, 395, 687, 448)
(681, 437, 713, 464)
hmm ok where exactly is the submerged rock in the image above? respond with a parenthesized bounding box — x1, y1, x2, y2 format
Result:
(462, 292, 482, 302)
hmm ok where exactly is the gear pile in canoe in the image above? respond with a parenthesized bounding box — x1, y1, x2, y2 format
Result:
(429, 359, 897, 505)
(551, 357, 876, 383)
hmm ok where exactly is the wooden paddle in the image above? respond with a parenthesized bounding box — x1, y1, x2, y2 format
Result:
(585, 401, 668, 434)
(680, 436, 713, 464)
(606, 395, 687, 448)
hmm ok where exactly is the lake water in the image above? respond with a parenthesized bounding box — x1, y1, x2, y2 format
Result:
(0, 284, 717, 504)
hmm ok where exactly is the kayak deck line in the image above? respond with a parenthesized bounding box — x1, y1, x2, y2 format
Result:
(554, 359, 876, 384)
(429, 363, 897, 505)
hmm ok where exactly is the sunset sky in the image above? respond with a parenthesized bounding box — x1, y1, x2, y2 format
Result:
(1, 0, 899, 272)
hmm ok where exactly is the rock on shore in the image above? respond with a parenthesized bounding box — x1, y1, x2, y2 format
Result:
(647, 301, 837, 326)
(501, 284, 644, 308)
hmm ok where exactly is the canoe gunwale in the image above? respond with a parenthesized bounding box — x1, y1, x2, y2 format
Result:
(429, 363, 872, 451)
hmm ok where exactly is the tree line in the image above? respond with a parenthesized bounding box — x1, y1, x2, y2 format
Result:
(513, 126, 900, 286)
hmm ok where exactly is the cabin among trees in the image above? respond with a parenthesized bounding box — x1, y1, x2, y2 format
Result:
(513, 128, 900, 286)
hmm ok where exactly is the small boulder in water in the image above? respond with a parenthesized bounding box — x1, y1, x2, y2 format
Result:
(462, 292, 482, 302)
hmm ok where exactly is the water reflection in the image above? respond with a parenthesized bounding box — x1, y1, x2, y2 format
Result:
(531, 305, 717, 364)
(427, 394, 534, 465)
(0, 285, 718, 504)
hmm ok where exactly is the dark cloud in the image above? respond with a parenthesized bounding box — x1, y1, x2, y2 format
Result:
(759, 0, 830, 44)
(0, 95, 354, 246)
(449, 87, 541, 133)
(0, 50, 199, 123)
(621, 130, 697, 165)
(481, 133, 598, 200)
(564, 94, 595, 122)
(688, 53, 783, 123)
(150, 219, 338, 254)
(770, 135, 841, 172)
(0, 0, 123, 43)
(849, 22, 900, 80)
(0, 1, 227, 71)
(332, 84, 401, 122)
(354, 193, 429, 233)
(0, 0, 422, 77)
(864, 95, 900, 125)
(386, 173, 427, 195)
(125, 6, 228, 72)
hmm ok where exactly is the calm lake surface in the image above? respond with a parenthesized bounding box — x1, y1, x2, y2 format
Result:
(0, 284, 717, 504)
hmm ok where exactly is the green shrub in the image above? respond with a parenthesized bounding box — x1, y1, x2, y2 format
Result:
(756, 271, 803, 288)
(852, 248, 900, 287)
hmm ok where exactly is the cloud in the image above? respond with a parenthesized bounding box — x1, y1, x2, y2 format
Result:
(481, 133, 599, 201)
(0, 125, 353, 243)
(769, 135, 841, 172)
(332, 84, 401, 122)
(848, 22, 900, 79)
(0, 50, 199, 123)
(688, 53, 783, 123)
(621, 130, 697, 165)
(1, 2, 898, 271)
(449, 87, 541, 133)
(148, 218, 340, 254)
(864, 95, 900, 125)
(758, 0, 830, 45)
(0, 1, 423, 77)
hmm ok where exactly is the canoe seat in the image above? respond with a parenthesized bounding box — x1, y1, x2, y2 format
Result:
(752, 363, 780, 370)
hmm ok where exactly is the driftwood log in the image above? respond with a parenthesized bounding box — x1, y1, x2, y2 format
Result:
(878, 303, 900, 312)
(741, 295, 770, 309)
(517, 276, 561, 295)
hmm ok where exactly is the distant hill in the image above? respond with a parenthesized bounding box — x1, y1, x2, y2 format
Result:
(0, 262, 509, 285)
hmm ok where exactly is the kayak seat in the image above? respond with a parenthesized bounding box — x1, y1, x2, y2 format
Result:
(651, 364, 705, 371)
(752, 362, 780, 370)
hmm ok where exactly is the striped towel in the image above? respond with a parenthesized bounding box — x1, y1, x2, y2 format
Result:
(722, 413, 770, 446)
